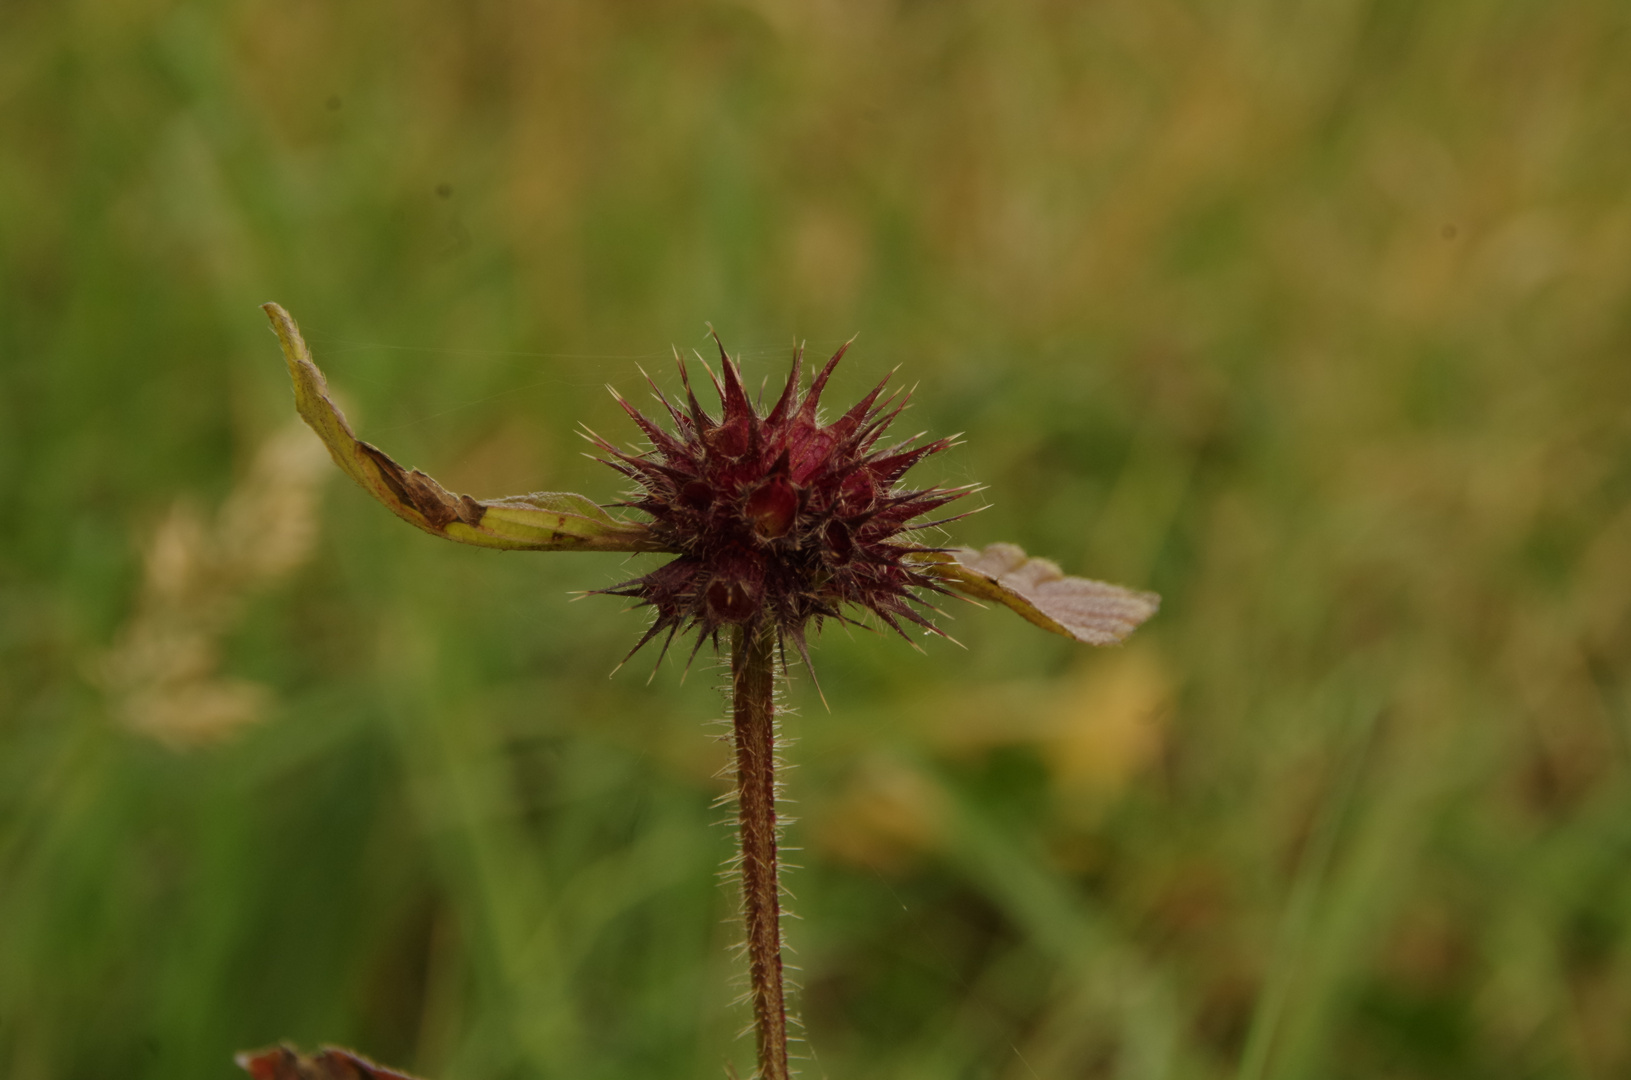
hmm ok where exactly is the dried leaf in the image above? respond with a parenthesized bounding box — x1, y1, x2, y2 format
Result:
(262, 302, 666, 553)
(236, 1044, 425, 1080)
(913, 542, 1159, 645)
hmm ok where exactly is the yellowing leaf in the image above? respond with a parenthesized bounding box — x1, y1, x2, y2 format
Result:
(262, 303, 665, 553)
(914, 542, 1159, 645)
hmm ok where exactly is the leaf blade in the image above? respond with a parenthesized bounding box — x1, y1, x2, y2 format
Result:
(911, 542, 1159, 645)
(262, 302, 664, 553)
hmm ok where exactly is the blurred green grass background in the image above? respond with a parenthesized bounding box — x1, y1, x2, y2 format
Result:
(6, 1, 1631, 1077)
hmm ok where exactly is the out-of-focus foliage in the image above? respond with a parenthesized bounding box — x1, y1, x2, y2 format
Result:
(4, 1, 1631, 1078)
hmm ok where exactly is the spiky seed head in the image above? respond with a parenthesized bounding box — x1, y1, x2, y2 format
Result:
(591, 337, 967, 668)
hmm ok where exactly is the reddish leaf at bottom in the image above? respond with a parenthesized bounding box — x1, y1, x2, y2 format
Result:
(236, 1044, 426, 1080)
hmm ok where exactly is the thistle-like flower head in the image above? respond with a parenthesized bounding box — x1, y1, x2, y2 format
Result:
(590, 338, 970, 667)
